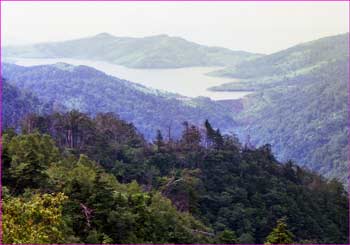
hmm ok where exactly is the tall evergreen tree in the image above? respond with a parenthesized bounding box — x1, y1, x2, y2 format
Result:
(204, 119, 216, 147)
(155, 129, 164, 152)
(265, 217, 294, 244)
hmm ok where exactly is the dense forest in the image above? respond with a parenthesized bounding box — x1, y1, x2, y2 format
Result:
(4, 33, 349, 187)
(2, 31, 349, 244)
(2, 63, 236, 139)
(235, 57, 349, 184)
(2, 79, 54, 130)
(210, 33, 349, 185)
(2, 111, 348, 244)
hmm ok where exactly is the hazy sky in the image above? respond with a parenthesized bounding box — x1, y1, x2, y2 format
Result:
(2, 1, 349, 54)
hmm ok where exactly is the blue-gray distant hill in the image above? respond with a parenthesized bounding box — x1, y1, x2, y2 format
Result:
(210, 33, 348, 79)
(2, 63, 236, 139)
(3, 33, 262, 68)
(2, 79, 55, 130)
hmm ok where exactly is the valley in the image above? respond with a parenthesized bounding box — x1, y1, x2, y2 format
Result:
(2, 28, 349, 244)
(6, 57, 252, 101)
(3, 33, 349, 185)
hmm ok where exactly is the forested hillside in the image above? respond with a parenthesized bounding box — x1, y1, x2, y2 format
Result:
(211, 33, 348, 79)
(2, 111, 348, 244)
(2, 31, 349, 244)
(209, 33, 349, 184)
(236, 57, 349, 184)
(3, 33, 262, 68)
(2, 79, 54, 130)
(2, 63, 236, 139)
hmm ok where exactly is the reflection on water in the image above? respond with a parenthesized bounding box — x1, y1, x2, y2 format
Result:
(8, 57, 251, 101)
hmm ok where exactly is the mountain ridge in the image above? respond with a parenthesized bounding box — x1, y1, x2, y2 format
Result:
(2, 62, 237, 140)
(206, 33, 349, 185)
(210, 32, 348, 79)
(3, 33, 263, 68)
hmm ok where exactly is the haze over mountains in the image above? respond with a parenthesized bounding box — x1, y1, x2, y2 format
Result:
(2, 30, 349, 244)
(2, 79, 54, 130)
(3, 1, 350, 243)
(209, 33, 349, 184)
(2, 32, 349, 187)
(3, 33, 262, 68)
(2, 62, 236, 140)
(210, 33, 348, 79)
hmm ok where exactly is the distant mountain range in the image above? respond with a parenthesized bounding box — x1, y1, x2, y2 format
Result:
(3, 33, 262, 68)
(2, 62, 236, 140)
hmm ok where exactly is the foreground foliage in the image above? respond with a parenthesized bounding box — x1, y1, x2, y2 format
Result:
(2, 112, 349, 243)
(264, 218, 294, 244)
(2, 191, 68, 244)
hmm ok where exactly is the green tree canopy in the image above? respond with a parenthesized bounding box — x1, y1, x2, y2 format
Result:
(3, 132, 59, 193)
(265, 217, 294, 244)
(2, 192, 70, 244)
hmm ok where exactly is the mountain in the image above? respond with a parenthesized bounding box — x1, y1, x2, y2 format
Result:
(237, 58, 348, 184)
(2, 32, 349, 244)
(209, 33, 349, 184)
(210, 33, 348, 79)
(3, 33, 262, 68)
(2, 79, 54, 130)
(2, 63, 236, 139)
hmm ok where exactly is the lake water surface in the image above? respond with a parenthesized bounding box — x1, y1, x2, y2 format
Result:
(8, 58, 251, 101)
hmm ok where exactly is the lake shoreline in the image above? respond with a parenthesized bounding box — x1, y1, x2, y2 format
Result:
(5, 57, 252, 101)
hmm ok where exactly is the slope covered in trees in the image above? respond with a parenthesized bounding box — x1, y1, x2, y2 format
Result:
(2, 78, 54, 130)
(2, 62, 236, 140)
(2, 131, 214, 244)
(2, 112, 348, 244)
(235, 58, 349, 184)
(3, 33, 262, 68)
(211, 33, 348, 79)
(209, 33, 349, 184)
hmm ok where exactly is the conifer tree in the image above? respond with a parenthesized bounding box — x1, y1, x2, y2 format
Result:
(216, 229, 238, 244)
(155, 129, 164, 152)
(204, 119, 216, 147)
(265, 217, 294, 244)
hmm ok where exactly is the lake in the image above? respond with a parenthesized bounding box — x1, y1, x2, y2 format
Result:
(7, 57, 251, 101)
